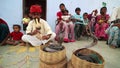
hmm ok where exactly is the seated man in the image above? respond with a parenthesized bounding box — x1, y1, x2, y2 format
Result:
(22, 5, 56, 46)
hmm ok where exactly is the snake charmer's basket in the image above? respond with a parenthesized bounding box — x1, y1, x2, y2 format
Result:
(40, 45, 66, 64)
(67, 60, 74, 68)
(40, 57, 67, 68)
(70, 48, 105, 68)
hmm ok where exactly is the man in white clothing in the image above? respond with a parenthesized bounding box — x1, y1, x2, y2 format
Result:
(22, 5, 56, 46)
(109, 7, 120, 22)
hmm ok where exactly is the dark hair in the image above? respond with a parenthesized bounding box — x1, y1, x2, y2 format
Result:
(100, 7, 107, 14)
(13, 24, 21, 30)
(83, 12, 88, 16)
(75, 7, 81, 12)
(111, 19, 120, 24)
(62, 9, 69, 14)
(59, 3, 65, 8)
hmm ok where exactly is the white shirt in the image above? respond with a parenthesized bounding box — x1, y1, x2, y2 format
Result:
(26, 18, 53, 35)
(61, 15, 71, 21)
(109, 7, 120, 22)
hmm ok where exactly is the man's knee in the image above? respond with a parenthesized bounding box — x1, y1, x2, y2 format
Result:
(22, 35, 29, 42)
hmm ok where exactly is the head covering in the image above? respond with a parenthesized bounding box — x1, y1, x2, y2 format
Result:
(0, 18, 10, 43)
(30, 5, 42, 13)
(0, 18, 7, 25)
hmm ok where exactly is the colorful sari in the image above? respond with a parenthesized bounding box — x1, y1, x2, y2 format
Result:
(107, 26, 120, 47)
(0, 18, 10, 43)
(95, 14, 109, 40)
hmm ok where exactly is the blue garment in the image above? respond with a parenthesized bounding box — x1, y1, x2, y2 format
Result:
(73, 14, 83, 24)
(73, 14, 83, 39)
(108, 26, 120, 47)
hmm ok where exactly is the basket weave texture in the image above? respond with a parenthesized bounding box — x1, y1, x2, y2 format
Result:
(71, 48, 105, 68)
(40, 45, 66, 64)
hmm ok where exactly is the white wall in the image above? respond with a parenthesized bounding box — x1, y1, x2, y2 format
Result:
(0, 0, 23, 32)
(0, 0, 120, 32)
(47, 0, 120, 31)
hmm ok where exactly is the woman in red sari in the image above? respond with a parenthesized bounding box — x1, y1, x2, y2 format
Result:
(95, 7, 110, 40)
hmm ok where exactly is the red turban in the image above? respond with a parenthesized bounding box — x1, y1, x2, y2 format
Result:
(30, 5, 42, 13)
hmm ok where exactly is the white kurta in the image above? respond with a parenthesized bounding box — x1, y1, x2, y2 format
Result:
(22, 18, 56, 46)
(109, 7, 120, 22)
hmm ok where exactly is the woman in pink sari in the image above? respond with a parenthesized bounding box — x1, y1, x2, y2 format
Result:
(55, 3, 75, 42)
(95, 7, 110, 40)
(55, 3, 69, 42)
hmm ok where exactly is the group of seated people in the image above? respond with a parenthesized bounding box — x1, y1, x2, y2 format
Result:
(0, 4, 120, 49)
(55, 3, 120, 48)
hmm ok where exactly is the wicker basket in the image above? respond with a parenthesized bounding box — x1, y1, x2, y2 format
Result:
(67, 60, 74, 68)
(40, 45, 66, 64)
(71, 48, 105, 68)
(40, 57, 67, 68)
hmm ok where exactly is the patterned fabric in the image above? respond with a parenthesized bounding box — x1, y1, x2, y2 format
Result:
(108, 26, 120, 47)
(89, 14, 97, 32)
(95, 14, 110, 40)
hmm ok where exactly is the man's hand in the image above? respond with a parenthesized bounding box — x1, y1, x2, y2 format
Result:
(27, 30, 39, 35)
(42, 34, 51, 40)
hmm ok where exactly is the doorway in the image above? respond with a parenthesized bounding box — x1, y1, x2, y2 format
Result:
(23, 0, 47, 20)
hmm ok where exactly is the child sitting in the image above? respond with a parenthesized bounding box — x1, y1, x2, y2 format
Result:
(6, 25, 23, 45)
(22, 14, 30, 31)
(83, 13, 90, 36)
(73, 7, 83, 40)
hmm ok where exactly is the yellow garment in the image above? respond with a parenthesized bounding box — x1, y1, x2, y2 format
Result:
(98, 20, 104, 24)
